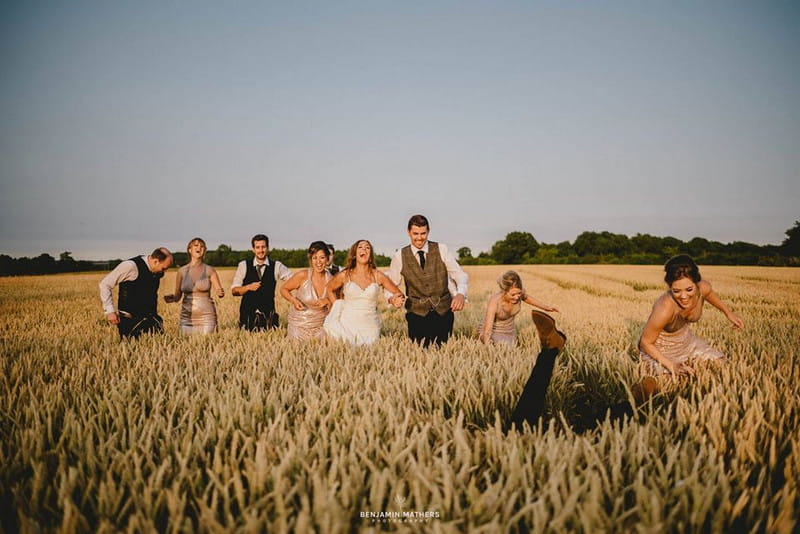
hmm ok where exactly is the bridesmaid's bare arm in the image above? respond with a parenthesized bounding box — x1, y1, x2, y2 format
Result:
(522, 293, 558, 312)
(164, 267, 184, 303)
(208, 266, 225, 298)
(280, 270, 308, 311)
(699, 280, 743, 329)
(325, 271, 347, 306)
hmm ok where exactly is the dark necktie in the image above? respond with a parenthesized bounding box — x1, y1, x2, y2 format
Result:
(417, 250, 425, 269)
(256, 264, 265, 279)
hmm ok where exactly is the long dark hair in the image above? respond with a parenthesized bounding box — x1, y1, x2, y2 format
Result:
(664, 254, 701, 285)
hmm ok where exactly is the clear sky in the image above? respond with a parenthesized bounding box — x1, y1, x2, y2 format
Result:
(1, 1, 798, 259)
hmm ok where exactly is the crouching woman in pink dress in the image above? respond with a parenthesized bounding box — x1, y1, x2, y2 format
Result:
(639, 254, 744, 380)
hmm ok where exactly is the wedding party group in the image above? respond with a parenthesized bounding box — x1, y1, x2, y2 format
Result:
(99, 213, 744, 425)
(99, 215, 470, 347)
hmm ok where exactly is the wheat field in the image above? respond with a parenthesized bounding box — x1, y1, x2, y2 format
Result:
(1, 265, 798, 533)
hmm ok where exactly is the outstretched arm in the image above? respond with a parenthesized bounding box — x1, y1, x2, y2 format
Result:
(522, 293, 558, 313)
(383, 250, 403, 303)
(700, 280, 743, 330)
(164, 268, 184, 303)
(376, 271, 406, 308)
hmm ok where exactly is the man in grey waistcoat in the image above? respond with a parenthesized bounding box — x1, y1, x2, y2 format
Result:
(385, 214, 469, 347)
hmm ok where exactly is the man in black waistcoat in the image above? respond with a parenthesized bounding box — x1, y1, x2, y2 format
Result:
(326, 243, 341, 275)
(99, 247, 173, 339)
(231, 234, 293, 331)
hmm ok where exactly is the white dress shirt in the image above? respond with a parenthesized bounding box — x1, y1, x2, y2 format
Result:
(98, 256, 148, 315)
(231, 258, 293, 289)
(384, 241, 468, 299)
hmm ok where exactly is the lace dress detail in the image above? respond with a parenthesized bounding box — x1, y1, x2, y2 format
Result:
(323, 277, 382, 346)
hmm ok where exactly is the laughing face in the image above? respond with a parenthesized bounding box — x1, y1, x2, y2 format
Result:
(670, 276, 699, 309)
(310, 249, 328, 273)
(503, 287, 524, 305)
(188, 240, 206, 260)
(355, 241, 372, 265)
(407, 225, 429, 250)
(252, 239, 268, 262)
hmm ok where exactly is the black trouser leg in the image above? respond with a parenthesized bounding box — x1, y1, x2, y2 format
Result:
(406, 310, 454, 347)
(118, 314, 163, 339)
(511, 348, 560, 429)
(118, 316, 136, 338)
(240, 310, 279, 331)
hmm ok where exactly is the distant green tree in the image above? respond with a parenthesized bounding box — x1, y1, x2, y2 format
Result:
(556, 241, 574, 257)
(782, 220, 800, 257)
(490, 232, 539, 264)
(630, 234, 664, 255)
(475, 252, 498, 265)
(532, 245, 561, 264)
(457, 247, 472, 260)
(59, 251, 75, 263)
(31, 254, 57, 274)
(573, 231, 631, 257)
(0, 254, 17, 275)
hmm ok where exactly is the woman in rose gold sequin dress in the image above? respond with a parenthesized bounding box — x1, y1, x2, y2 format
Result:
(639, 254, 744, 378)
(280, 241, 333, 340)
(164, 237, 224, 334)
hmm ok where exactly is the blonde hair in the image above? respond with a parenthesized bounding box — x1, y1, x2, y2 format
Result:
(498, 270, 523, 293)
(186, 237, 207, 258)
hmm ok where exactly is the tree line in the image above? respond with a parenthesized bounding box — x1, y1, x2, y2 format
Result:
(2, 221, 799, 276)
(0, 248, 387, 276)
(459, 221, 800, 266)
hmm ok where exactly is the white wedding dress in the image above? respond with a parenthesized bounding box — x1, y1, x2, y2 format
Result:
(323, 280, 382, 345)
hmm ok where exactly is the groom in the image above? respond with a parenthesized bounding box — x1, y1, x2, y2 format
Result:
(386, 214, 469, 347)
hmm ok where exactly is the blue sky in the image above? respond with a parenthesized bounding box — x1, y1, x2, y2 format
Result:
(1, 1, 798, 259)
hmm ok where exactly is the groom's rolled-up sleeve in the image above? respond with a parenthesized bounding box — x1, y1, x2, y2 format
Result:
(383, 250, 404, 300)
(438, 243, 468, 298)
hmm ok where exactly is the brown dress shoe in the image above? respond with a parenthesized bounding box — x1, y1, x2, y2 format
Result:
(531, 310, 566, 352)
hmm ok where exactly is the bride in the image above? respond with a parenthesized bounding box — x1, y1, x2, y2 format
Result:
(323, 239, 405, 345)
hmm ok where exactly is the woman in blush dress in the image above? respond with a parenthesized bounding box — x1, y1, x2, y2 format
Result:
(478, 270, 559, 346)
(639, 254, 743, 378)
(280, 241, 333, 340)
(164, 237, 224, 334)
(323, 239, 405, 345)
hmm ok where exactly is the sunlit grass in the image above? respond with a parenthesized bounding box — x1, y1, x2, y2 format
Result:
(1, 265, 798, 532)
